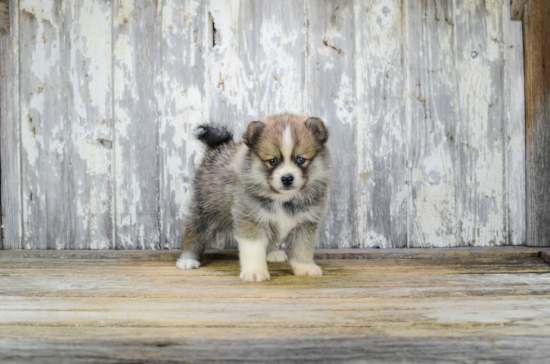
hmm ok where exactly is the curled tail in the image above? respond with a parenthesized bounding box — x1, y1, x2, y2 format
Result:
(194, 124, 233, 149)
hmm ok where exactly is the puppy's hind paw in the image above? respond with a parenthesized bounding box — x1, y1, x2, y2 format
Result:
(240, 270, 270, 283)
(176, 258, 201, 270)
(266, 250, 288, 263)
(291, 261, 323, 276)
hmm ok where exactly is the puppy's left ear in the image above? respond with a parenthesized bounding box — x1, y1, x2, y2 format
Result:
(244, 121, 266, 147)
(305, 117, 328, 144)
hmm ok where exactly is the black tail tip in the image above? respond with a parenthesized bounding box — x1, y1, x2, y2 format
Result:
(194, 124, 233, 149)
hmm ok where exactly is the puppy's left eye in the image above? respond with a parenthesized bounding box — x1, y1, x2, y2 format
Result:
(296, 157, 306, 164)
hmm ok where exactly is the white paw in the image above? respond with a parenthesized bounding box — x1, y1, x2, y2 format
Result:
(176, 258, 201, 270)
(240, 270, 270, 283)
(291, 261, 322, 276)
(266, 250, 288, 263)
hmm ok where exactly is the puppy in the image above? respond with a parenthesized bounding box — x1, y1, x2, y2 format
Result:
(176, 114, 333, 282)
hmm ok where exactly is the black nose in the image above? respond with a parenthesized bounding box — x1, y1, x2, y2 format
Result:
(281, 175, 294, 187)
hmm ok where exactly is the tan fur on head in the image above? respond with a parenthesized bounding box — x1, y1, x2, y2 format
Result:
(244, 114, 328, 196)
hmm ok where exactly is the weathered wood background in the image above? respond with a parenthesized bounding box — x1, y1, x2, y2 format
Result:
(0, 0, 528, 250)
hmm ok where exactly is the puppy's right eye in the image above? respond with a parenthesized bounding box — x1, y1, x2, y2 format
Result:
(269, 158, 278, 166)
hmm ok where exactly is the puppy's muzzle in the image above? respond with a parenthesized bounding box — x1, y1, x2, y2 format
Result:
(281, 175, 294, 188)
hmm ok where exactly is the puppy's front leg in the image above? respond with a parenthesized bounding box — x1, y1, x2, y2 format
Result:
(286, 222, 322, 276)
(236, 235, 270, 283)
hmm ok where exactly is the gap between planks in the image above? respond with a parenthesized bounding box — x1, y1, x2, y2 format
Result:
(1, 247, 549, 265)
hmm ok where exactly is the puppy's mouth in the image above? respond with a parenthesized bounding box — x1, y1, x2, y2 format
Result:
(269, 182, 306, 195)
(269, 183, 296, 194)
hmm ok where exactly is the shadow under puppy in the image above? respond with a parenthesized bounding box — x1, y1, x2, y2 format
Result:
(177, 114, 333, 282)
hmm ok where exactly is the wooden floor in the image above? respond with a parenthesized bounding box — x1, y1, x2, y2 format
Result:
(1, 248, 550, 363)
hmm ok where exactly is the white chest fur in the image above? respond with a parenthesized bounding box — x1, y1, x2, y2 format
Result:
(273, 203, 299, 239)
(257, 202, 299, 240)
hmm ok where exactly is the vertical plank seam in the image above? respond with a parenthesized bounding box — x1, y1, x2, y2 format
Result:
(1, 30, 3, 249)
(521, 12, 528, 245)
(17, 0, 23, 249)
(352, 0, 363, 248)
(110, 0, 116, 249)
(66, 0, 72, 249)
(451, 0, 461, 246)
(501, 2, 509, 245)
(350, 0, 357, 248)
(523, 1, 532, 245)
(403, 0, 411, 249)
(399, 0, 409, 248)
(204, 0, 211, 125)
(156, 0, 163, 250)
(502, 0, 509, 245)
(64, 0, 70, 250)
(204, 0, 214, 246)
(253, 2, 260, 118)
(524, 2, 530, 245)
(303, 0, 309, 115)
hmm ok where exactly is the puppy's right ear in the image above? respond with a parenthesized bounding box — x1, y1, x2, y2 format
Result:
(305, 117, 328, 144)
(244, 121, 265, 147)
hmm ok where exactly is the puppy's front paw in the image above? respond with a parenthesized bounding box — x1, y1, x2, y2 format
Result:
(266, 250, 288, 262)
(291, 262, 322, 276)
(240, 270, 270, 282)
(176, 258, 201, 270)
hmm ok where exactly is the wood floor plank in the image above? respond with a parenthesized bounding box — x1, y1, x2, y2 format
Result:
(1, 255, 549, 362)
(1, 336, 549, 363)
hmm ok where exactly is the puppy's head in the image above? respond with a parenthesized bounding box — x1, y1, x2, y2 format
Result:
(244, 115, 328, 198)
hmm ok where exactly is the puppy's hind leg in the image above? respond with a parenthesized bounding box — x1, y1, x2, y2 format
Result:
(266, 243, 288, 263)
(286, 223, 322, 276)
(177, 229, 207, 270)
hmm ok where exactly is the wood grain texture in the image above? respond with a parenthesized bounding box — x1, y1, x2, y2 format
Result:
(1, 336, 549, 364)
(503, 0, 526, 245)
(19, 0, 70, 249)
(66, 0, 113, 249)
(454, 0, 506, 247)
(256, 0, 307, 116)
(0, 0, 21, 249)
(510, 0, 526, 21)
(308, 0, 356, 248)
(159, 0, 208, 249)
(0, 255, 549, 362)
(406, 0, 458, 247)
(113, 0, 161, 249)
(0, 0, 8, 37)
(1, 1, 528, 250)
(207, 0, 257, 143)
(354, 0, 408, 248)
(524, 0, 550, 247)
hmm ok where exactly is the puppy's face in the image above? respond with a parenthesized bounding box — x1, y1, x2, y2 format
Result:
(244, 115, 328, 198)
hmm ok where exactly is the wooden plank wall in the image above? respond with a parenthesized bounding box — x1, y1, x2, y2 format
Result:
(524, 0, 550, 247)
(1, 0, 21, 250)
(0, 0, 529, 250)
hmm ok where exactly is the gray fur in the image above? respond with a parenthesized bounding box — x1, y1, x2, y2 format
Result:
(178, 114, 333, 280)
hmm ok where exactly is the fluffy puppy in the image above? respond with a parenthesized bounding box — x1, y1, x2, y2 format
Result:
(176, 114, 333, 282)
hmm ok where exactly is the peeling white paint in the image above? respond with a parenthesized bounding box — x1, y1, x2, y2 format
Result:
(117, 0, 134, 24)
(74, 3, 112, 116)
(365, 231, 392, 249)
(334, 73, 354, 125)
(13, 0, 525, 250)
(21, 0, 61, 81)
